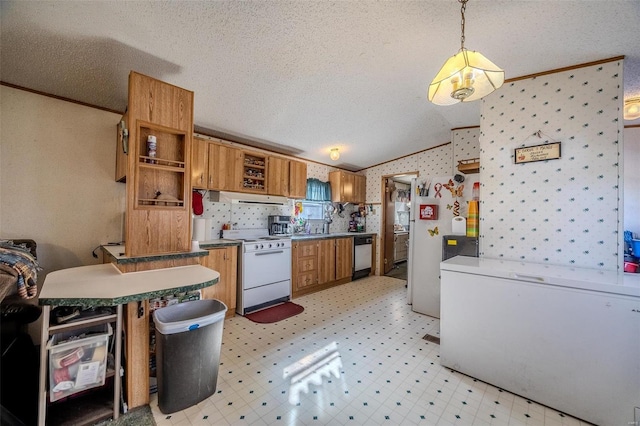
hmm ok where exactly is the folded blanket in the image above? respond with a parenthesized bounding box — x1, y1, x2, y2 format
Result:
(0, 241, 41, 300)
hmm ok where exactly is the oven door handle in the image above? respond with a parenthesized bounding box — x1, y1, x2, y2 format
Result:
(254, 250, 284, 256)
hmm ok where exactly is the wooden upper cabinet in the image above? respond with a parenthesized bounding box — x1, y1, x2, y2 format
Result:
(191, 136, 209, 190)
(289, 160, 308, 199)
(124, 71, 194, 256)
(354, 174, 366, 204)
(208, 142, 243, 191)
(191, 138, 306, 197)
(329, 171, 366, 203)
(267, 156, 308, 198)
(267, 156, 289, 196)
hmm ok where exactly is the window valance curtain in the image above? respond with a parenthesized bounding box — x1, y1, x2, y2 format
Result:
(305, 178, 332, 201)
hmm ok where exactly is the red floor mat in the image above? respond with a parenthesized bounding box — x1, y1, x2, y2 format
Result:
(244, 302, 304, 324)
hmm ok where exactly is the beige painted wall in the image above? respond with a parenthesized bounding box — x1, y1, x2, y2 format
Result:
(1, 86, 125, 285)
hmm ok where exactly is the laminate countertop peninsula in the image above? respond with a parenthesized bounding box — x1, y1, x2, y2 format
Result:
(38, 260, 220, 417)
(38, 262, 219, 307)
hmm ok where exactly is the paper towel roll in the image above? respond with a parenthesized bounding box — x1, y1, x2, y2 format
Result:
(193, 218, 206, 241)
(451, 216, 466, 235)
(204, 218, 213, 240)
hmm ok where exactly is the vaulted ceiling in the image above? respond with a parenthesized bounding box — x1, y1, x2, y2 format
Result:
(1, 1, 638, 170)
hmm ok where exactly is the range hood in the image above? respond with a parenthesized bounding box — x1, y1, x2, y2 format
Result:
(210, 191, 289, 206)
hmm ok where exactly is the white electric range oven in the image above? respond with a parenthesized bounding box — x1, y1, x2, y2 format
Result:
(222, 229, 292, 315)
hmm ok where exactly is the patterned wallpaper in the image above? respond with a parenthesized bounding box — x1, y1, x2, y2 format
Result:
(479, 60, 623, 270)
(453, 127, 480, 167)
(364, 143, 456, 274)
(364, 143, 454, 205)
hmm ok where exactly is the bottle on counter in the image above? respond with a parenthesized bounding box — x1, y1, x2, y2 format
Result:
(467, 200, 479, 237)
(147, 135, 157, 163)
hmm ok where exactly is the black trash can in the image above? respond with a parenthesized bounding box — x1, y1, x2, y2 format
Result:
(153, 299, 227, 414)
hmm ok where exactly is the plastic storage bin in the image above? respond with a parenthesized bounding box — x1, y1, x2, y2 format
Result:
(47, 323, 112, 402)
(153, 299, 227, 414)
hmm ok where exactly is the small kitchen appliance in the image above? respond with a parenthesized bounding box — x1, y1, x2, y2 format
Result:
(268, 215, 291, 236)
(222, 229, 292, 315)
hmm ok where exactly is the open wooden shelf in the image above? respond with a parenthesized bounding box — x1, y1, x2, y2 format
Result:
(135, 121, 187, 210)
(241, 152, 267, 192)
(457, 158, 480, 174)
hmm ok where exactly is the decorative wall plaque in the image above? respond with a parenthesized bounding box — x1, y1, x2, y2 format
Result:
(419, 204, 438, 220)
(515, 141, 561, 164)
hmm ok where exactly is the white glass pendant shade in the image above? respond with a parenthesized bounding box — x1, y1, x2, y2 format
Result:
(624, 98, 640, 120)
(428, 49, 505, 105)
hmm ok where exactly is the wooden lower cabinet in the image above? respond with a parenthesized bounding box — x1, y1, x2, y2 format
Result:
(200, 246, 238, 318)
(293, 241, 319, 291)
(334, 237, 353, 281)
(293, 237, 354, 298)
(317, 240, 335, 285)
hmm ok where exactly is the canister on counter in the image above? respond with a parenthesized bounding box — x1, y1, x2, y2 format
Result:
(466, 200, 479, 237)
(147, 135, 157, 163)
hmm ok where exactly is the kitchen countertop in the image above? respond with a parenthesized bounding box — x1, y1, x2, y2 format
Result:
(199, 239, 243, 249)
(291, 232, 376, 241)
(39, 263, 219, 307)
(102, 244, 209, 264)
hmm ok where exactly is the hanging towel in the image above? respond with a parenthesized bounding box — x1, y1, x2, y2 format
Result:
(192, 190, 203, 215)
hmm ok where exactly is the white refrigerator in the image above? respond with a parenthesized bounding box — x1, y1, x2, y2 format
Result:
(407, 175, 478, 317)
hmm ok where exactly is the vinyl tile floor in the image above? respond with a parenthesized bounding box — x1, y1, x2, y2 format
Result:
(150, 275, 592, 426)
(385, 262, 407, 280)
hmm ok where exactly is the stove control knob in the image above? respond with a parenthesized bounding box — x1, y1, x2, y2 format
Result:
(254, 244, 259, 250)
(278, 242, 283, 247)
(268, 243, 273, 248)
(259, 244, 264, 249)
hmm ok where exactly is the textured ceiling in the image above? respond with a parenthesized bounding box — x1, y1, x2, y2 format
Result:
(1, 1, 639, 170)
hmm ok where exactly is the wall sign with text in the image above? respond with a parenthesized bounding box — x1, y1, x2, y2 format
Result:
(515, 141, 561, 164)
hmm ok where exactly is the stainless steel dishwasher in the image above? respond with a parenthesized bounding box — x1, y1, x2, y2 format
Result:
(353, 235, 373, 280)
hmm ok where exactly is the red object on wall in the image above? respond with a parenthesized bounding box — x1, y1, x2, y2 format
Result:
(192, 190, 203, 215)
(419, 204, 438, 220)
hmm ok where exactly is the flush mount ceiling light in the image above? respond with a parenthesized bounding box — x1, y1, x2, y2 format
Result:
(329, 148, 340, 161)
(624, 97, 640, 120)
(428, 0, 504, 106)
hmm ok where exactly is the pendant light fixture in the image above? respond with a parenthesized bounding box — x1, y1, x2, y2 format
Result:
(428, 0, 504, 105)
(624, 97, 640, 120)
(330, 148, 340, 161)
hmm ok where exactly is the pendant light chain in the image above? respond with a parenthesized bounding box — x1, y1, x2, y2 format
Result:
(459, 0, 468, 51)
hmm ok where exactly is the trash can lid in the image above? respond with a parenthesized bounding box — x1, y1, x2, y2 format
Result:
(153, 299, 227, 335)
